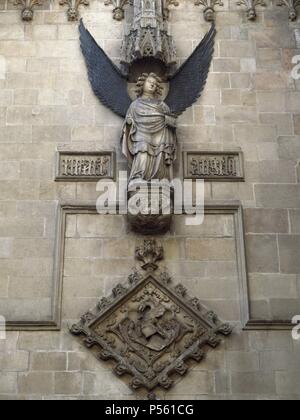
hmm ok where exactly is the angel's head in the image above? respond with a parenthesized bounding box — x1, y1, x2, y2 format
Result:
(135, 73, 163, 98)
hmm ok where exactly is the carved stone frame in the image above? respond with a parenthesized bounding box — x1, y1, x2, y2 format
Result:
(55, 151, 116, 182)
(183, 151, 245, 182)
(5, 202, 293, 331)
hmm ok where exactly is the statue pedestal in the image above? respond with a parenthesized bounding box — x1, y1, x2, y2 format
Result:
(127, 182, 174, 235)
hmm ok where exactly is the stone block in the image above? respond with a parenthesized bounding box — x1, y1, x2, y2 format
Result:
(0, 238, 13, 258)
(219, 40, 255, 58)
(31, 352, 67, 371)
(173, 214, 234, 237)
(31, 25, 57, 41)
(0, 373, 17, 394)
(0, 351, 29, 371)
(259, 113, 293, 136)
(278, 235, 300, 274)
(230, 73, 252, 89)
(18, 372, 54, 395)
(65, 238, 103, 259)
(240, 58, 256, 73)
(14, 89, 38, 106)
(186, 238, 235, 260)
(255, 72, 288, 90)
(249, 331, 293, 351)
(286, 92, 300, 113)
(260, 351, 300, 371)
(216, 106, 258, 124)
(294, 115, 300, 135)
(245, 234, 279, 273)
(244, 209, 289, 233)
(255, 184, 300, 208)
(194, 106, 216, 124)
(8, 276, 52, 299)
(276, 372, 300, 395)
(221, 89, 241, 105)
(213, 58, 241, 72)
(270, 298, 300, 319)
(278, 136, 300, 159)
(18, 332, 61, 351)
(77, 215, 124, 238)
(234, 124, 276, 143)
(256, 48, 281, 70)
(226, 351, 259, 372)
(257, 91, 285, 112)
(71, 126, 104, 142)
(83, 371, 132, 396)
(63, 276, 105, 299)
(248, 274, 297, 299)
(231, 372, 276, 394)
(250, 300, 271, 320)
(289, 210, 300, 233)
(0, 89, 13, 106)
(166, 371, 215, 396)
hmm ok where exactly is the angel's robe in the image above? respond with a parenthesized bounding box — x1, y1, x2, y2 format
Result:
(121, 97, 177, 185)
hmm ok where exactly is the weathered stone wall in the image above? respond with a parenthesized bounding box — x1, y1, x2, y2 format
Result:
(0, 0, 300, 399)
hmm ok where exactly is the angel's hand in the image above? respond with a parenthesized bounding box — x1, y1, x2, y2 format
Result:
(165, 114, 177, 129)
(127, 117, 133, 125)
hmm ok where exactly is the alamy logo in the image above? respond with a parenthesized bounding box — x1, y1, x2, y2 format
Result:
(292, 315, 300, 340)
(95, 172, 205, 226)
(291, 55, 300, 80)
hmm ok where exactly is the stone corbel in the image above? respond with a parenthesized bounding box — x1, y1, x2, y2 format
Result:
(59, 0, 90, 21)
(194, 0, 224, 22)
(104, 0, 132, 21)
(277, 0, 300, 21)
(237, 0, 266, 20)
(13, 0, 44, 21)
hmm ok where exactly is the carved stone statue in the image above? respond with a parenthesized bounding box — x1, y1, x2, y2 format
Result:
(122, 73, 177, 187)
(79, 19, 216, 183)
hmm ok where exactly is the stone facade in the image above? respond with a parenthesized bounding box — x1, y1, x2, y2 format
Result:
(0, 0, 300, 399)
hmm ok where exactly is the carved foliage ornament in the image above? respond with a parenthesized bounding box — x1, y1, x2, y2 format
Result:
(59, 0, 90, 21)
(194, 0, 224, 22)
(13, 0, 44, 21)
(104, 0, 132, 21)
(70, 240, 232, 397)
(277, 0, 300, 21)
(237, 0, 266, 20)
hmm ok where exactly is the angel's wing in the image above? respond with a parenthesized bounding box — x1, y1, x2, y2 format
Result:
(165, 24, 216, 116)
(79, 20, 131, 119)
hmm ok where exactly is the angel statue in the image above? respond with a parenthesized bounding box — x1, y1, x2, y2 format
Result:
(122, 72, 177, 187)
(79, 20, 216, 187)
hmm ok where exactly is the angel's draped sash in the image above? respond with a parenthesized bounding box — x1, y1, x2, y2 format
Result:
(121, 98, 177, 182)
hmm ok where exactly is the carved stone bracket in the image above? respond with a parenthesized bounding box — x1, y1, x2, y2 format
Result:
(12, 0, 44, 21)
(237, 0, 266, 20)
(194, 0, 224, 22)
(104, 0, 132, 21)
(70, 239, 232, 397)
(59, 0, 90, 21)
(277, 0, 300, 21)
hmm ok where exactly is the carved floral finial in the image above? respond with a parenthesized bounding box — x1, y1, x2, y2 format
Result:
(13, 0, 44, 21)
(237, 0, 266, 21)
(59, 0, 90, 22)
(135, 240, 164, 271)
(277, 0, 300, 21)
(194, 0, 224, 22)
(104, 0, 131, 21)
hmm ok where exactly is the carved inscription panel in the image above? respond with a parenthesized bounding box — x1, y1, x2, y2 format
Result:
(183, 151, 244, 181)
(55, 151, 116, 181)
